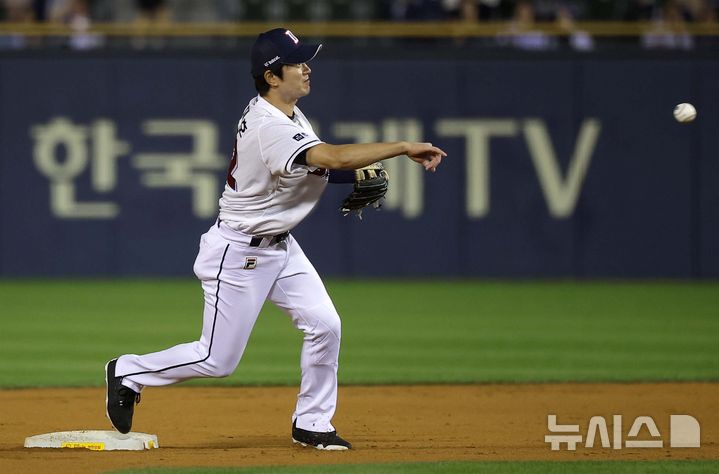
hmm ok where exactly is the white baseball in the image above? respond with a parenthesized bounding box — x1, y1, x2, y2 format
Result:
(674, 103, 697, 123)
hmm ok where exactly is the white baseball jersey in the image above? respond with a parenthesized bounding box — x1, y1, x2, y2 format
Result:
(114, 94, 344, 435)
(219, 95, 327, 236)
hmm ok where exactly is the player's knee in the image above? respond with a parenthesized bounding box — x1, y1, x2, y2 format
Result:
(326, 314, 342, 341)
(211, 366, 235, 378)
(315, 309, 341, 343)
(204, 354, 240, 378)
(206, 363, 235, 378)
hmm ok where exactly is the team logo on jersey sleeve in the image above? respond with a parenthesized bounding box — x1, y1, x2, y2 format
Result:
(293, 132, 308, 141)
(244, 257, 258, 270)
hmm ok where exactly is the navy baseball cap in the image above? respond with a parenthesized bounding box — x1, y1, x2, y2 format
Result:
(251, 28, 322, 77)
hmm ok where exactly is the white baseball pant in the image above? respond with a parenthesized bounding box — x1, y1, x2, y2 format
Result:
(115, 221, 342, 432)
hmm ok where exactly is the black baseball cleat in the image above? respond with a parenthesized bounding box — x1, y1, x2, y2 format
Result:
(105, 358, 140, 434)
(291, 420, 352, 450)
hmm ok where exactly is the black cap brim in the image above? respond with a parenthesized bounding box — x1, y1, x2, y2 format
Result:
(282, 43, 322, 65)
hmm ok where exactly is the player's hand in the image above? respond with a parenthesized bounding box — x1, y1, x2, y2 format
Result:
(406, 142, 446, 172)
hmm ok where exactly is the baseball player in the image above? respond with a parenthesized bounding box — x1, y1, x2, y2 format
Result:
(105, 28, 445, 450)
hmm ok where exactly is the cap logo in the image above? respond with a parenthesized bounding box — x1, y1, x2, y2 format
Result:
(285, 30, 299, 44)
(264, 55, 280, 67)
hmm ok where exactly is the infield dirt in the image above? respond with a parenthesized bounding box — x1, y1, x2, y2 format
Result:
(1, 383, 717, 473)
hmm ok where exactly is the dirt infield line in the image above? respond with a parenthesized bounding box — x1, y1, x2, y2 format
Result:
(0, 383, 716, 474)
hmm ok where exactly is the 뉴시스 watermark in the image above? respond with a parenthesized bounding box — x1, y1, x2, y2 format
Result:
(545, 414, 700, 451)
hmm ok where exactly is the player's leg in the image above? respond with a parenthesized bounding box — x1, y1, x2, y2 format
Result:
(267, 236, 347, 445)
(105, 225, 285, 433)
(116, 225, 282, 388)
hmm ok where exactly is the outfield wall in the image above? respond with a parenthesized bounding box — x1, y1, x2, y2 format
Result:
(1, 51, 717, 277)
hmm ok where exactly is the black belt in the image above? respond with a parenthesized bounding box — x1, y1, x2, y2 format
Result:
(249, 231, 289, 247)
(217, 219, 289, 248)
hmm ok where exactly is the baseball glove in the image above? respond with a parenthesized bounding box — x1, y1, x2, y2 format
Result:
(339, 162, 389, 218)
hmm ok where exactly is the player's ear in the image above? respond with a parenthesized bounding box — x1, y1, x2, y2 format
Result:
(264, 69, 278, 88)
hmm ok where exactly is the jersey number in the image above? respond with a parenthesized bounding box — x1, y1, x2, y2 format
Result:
(226, 140, 238, 190)
(227, 106, 250, 190)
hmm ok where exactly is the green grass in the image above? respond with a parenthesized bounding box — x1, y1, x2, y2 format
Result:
(103, 460, 719, 474)
(0, 280, 718, 388)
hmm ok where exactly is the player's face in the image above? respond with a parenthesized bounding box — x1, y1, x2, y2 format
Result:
(278, 63, 312, 100)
